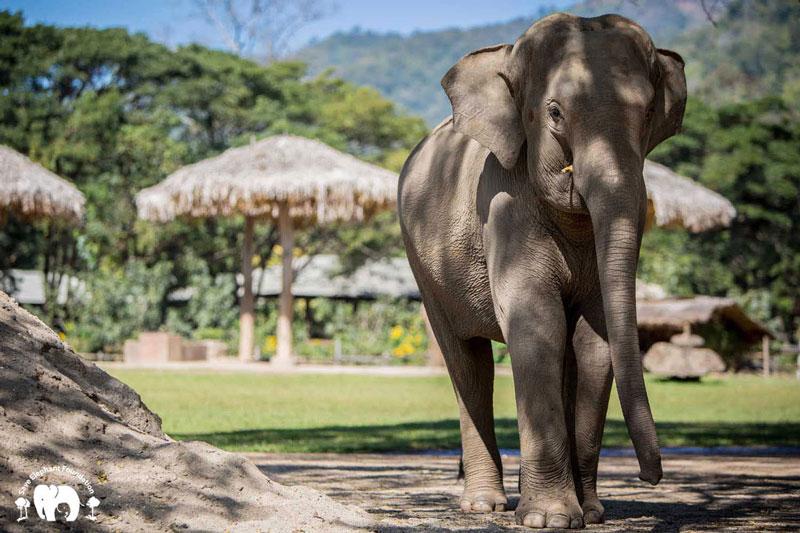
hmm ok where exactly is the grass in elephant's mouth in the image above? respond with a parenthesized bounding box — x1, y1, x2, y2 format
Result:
(106, 369, 800, 454)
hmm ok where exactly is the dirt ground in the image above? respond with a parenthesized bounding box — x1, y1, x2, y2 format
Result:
(252, 451, 800, 532)
(0, 291, 372, 532)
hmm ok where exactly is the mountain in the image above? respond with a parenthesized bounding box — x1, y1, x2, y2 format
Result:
(674, 1, 800, 103)
(295, 16, 535, 126)
(294, 1, 712, 125)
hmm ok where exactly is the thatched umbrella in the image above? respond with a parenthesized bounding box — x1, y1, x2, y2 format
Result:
(136, 134, 397, 365)
(643, 160, 735, 233)
(0, 145, 85, 223)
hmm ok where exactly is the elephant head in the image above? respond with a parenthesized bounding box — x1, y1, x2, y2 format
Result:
(442, 13, 686, 485)
(33, 484, 80, 522)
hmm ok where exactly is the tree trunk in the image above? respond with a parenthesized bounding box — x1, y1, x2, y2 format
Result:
(238, 216, 255, 362)
(273, 202, 294, 367)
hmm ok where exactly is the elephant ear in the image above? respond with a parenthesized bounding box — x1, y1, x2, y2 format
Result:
(441, 44, 524, 170)
(647, 48, 687, 153)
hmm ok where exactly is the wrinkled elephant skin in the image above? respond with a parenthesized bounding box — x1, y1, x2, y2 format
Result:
(398, 13, 686, 529)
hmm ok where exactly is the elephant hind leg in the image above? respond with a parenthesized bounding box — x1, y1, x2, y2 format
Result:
(570, 311, 614, 524)
(424, 300, 506, 513)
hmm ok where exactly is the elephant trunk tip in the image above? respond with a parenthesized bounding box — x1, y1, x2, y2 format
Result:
(637, 456, 663, 485)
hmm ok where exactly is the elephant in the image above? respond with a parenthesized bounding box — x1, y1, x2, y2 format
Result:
(398, 13, 686, 529)
(33, 484, 80, 522)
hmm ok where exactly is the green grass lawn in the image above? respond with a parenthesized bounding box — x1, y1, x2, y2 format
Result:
(107, 369, 800, 453)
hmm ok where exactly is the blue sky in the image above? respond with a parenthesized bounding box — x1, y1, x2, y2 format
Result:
(1, 0, 573, 52)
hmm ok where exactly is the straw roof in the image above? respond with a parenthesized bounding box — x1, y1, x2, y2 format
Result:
(251, 254, 419, 300)
(0, 146, 85, 224)
(136, 135, 398, 224)
(643, 160, 736, 233)
(637, 296, 773, 341)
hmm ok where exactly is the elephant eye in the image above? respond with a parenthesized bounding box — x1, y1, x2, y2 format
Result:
(548, 106, 563, 122)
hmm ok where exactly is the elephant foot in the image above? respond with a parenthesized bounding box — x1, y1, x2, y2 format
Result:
(581, 496, 605, 525)
(460, 486, 507, 513)
(516, 492, 584, 529)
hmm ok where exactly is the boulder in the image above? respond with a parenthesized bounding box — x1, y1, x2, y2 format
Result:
(0, 291, 372, 531)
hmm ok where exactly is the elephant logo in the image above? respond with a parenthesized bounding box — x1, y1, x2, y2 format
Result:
(33, 484, 80, 522)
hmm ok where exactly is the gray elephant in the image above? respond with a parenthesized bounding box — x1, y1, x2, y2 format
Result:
(398, 13, 686, 529)
(33, 484, 80, 522)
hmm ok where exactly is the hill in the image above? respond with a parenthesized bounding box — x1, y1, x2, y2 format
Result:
(295, 0, 798, 126)
(295, 1, 711, 125)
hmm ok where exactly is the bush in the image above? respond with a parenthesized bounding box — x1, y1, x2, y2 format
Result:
(310, 297, 428, 362)
(165, 269, 238, 338)
(64, 260, 173, 353)
(256, 297, 429, 363)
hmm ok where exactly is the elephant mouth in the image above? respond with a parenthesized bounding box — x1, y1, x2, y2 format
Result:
(559, 162, 588, 215)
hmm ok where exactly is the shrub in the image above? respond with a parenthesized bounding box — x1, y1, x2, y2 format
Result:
(64, 260, 172, 353)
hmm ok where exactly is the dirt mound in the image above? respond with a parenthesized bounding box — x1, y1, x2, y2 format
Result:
(0, 291, 373, 531)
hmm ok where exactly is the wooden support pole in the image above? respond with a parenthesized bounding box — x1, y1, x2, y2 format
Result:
(273, 201, 294, 367)
(238, 216, 255, 362)
(762, 335, 770, 377)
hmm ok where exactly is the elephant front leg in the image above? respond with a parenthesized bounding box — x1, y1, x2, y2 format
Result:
(571, 311, 614, 524)
(506, 295, 584, 529)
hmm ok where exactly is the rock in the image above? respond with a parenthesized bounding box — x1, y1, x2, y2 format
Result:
(643, 341, 726, 379)
(0, 291, 373, 531)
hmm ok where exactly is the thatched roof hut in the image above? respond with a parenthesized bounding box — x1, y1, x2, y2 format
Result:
(0, 145, 85, 224)
(136, 135, 397, 224)
(136, 135, 398, 365)
(636, 296, 772, 343)
(637, 296, 774, 373)
(643, 160, 735, 233)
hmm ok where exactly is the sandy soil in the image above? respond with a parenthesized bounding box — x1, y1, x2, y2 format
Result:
(252, 451, 800, 532)
(0, 291, 372, 532)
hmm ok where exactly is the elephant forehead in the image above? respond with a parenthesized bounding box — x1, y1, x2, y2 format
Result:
(519, 24, 654, 80)
(544, 41, 654, 108)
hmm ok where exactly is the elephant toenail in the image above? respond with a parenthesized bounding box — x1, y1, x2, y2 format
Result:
(495, 502, 506, 512)
(546, 513, 571, 528)
(523, 512, 546, 528)
(584, 510, 604, 524)
(570, 517, 585, 528)
(472, 500, 493, 512)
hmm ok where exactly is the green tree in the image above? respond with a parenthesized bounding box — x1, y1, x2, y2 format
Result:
(0, 11, 427, 349)
(647, 96, 800, 338)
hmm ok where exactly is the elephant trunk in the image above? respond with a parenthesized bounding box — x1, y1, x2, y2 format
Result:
(575, 150, 662, 485)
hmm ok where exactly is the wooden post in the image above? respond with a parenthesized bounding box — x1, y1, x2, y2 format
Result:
(762, 335, 770, 377)
(273, 201, 294, 367)
(238, 216, 255, 362)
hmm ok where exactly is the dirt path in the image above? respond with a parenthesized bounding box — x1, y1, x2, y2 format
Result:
(250, 452, 800, 532)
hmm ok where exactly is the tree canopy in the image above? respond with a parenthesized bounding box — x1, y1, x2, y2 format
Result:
(645, 96, 800, 338)
(0, 10, 425, 349)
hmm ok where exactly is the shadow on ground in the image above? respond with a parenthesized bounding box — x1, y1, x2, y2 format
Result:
(174, 418, 800, 453)
(251, 452, 800, 532)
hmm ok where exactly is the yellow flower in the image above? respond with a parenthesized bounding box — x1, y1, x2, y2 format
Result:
(389, 325, 404, 340)
(392, 341, 414, 357)
(263, 335, 277, 353)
